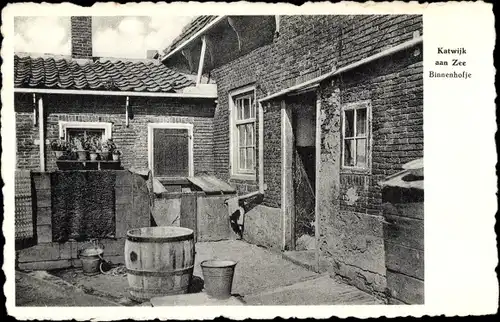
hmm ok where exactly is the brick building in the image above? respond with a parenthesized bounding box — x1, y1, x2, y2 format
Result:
(161, 15, 423, 300)
(15, 16, 218, 177)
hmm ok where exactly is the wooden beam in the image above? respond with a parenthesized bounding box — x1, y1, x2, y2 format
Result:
(32, 93, 37, 126)
(125, 96, 130, 127)
(281, 100, 294, 251)
(38, 96, 45, 172)
(196, 36, 207, 86)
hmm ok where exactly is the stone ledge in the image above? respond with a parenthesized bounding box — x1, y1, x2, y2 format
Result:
(19, 259, 72, 271)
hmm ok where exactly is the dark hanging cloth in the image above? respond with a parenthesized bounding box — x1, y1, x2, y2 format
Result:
(51, 171, 116, 242)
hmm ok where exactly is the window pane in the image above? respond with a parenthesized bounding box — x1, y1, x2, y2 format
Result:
(344, 139, 355, 166)
(356, 108, 367, 136)
(239, 148, 246, 169)
(67, 129, 104, 143)
(344, 110, 354, 137)
(356, 139, 367, 167)
(246, 147, 254, 170)
(243, 98, 251, 119)
(86, 130, 104, 142)
(67, 129, 85, 142)
(238, 125, 246, 147)
(237, 100, 243, 120)
(250, 97, 255, 118)
(246, 123, 254, 146)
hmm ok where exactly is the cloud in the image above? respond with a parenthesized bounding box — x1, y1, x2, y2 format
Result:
(94, 16, 194, 58)
(14, 16, 195, 59)
(14, 17, 70, 55)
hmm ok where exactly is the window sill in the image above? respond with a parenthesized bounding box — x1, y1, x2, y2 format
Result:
(340, 167, 371, 175)
(230, 173, 257, 182)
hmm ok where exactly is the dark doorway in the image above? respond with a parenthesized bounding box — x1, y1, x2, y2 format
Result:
(290, 92, 316, 251)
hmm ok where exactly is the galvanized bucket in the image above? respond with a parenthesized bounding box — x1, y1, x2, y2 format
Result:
(200, 259, 237, 299)
(79, 242, 104, 275)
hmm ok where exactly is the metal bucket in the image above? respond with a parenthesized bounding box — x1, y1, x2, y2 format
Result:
(80, 247, 103, 275)
(201, 259, 237, 299)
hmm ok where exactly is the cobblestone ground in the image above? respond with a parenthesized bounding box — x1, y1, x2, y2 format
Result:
(15, 271, 119, 306)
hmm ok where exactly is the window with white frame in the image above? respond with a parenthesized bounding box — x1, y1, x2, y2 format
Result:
(59, 121, 112, 142)
(342, 102, 370, 169)
(230, 87, 256, 179)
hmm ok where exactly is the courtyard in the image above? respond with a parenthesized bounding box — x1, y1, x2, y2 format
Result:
(17, 240, 382, 306)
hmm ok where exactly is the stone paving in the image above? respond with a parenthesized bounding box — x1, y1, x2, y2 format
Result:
(16, 240, 382, 306)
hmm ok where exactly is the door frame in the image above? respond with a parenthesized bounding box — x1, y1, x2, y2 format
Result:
(147, 123, 194, 177)
(281, 90, 320, 252)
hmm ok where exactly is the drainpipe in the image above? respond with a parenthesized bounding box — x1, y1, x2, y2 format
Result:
(38, 96, 45, 172)
(196, 36, 207, 86)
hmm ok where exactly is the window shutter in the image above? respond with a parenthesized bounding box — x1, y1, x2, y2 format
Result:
(153, 128, 189, 177)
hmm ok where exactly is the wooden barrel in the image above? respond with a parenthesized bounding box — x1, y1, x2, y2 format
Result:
(125, 226, 195, 302)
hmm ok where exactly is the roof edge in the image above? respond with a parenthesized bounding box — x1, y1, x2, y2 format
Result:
(14, 87, 218, 99)
(161, 16, 227, 62)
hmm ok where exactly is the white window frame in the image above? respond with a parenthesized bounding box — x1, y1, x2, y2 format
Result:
(229, 86, 257, 181)
(58, 121, 112, 141)
(341, 100, 372, 171)
(147, 123, 194, 178)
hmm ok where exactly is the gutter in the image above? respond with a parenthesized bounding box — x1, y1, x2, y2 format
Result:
(14, 88, 217, 99)
(161, 16, 227, 62)
(259, 36, 423, 103)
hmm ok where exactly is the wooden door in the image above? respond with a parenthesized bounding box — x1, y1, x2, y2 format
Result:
(152, 128, 190, 177)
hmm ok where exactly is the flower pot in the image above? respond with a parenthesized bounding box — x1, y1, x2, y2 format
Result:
(112, 154, 120, 161)
(100, 151, 109, 160)
(201, 260, 237, 299)
(89, 152, 98, 161)
(54, 150, 64, 158)
(76, 151, 88, 161)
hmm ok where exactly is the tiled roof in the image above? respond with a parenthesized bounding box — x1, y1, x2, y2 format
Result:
(14, 54, 195, 92)
(163, 16, 219, 56)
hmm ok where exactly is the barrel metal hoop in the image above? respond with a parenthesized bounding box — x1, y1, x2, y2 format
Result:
(126, 266, 193, 277)
(126, 233, 194, 243)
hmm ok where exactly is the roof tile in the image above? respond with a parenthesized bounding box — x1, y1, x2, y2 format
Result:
(14, 54, 195, 93)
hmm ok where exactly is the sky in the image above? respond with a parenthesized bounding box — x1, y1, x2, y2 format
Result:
(14, 16, 194, 58)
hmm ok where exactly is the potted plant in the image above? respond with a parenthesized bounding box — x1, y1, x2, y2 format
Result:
(50, 138, 68, 159)
(100, 139, 115, 161)
(112, 149, 121, 161)
(87, 137, 100, 161)
(71, 137, 87, 161)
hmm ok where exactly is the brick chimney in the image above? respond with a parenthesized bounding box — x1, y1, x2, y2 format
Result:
(71, 16, 93, 59)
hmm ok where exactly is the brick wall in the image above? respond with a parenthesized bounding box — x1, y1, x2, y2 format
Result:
(316, 22, 423, 299)
(15, 93, 216, 174)
(338, 47, 423, 217)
